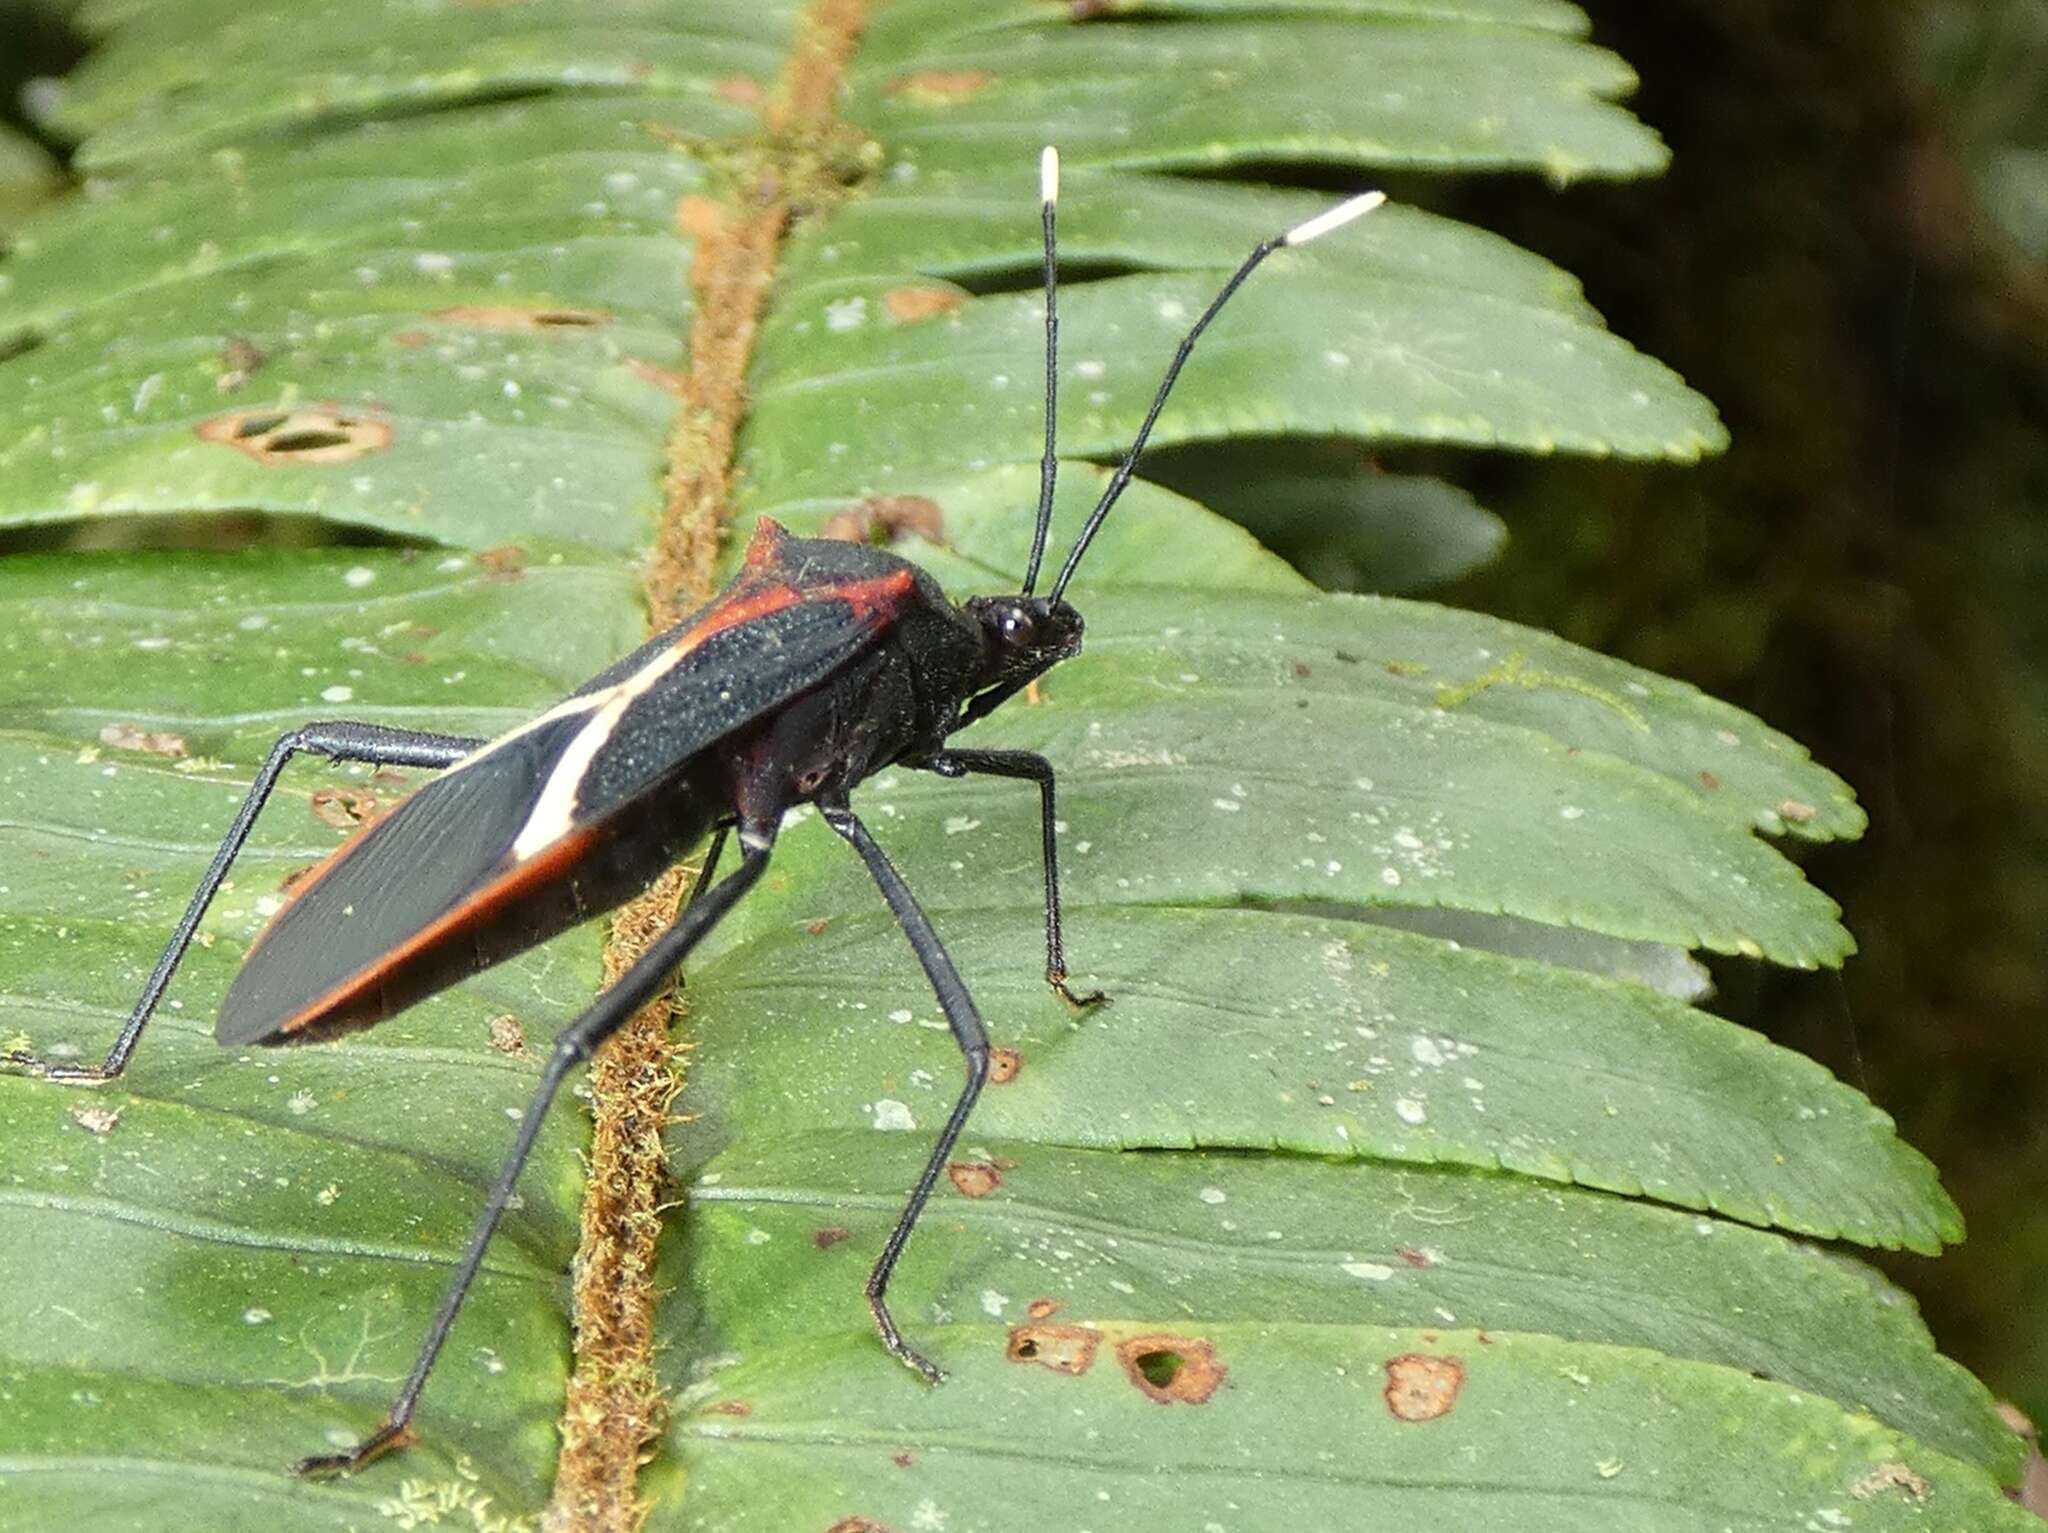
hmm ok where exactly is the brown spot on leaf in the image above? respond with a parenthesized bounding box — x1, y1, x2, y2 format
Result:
(429, 303, 611, 331)
(1292, 661, 1313, 679)
(885, 68, 996, 103)
(487, 1014, 527, 1056)
(891, 1450, 914, 1469)
(805, 918, 831, 937)
(883, 286, 966, 324)
(987, 1046, 1023, 1085)
(98, 723, 188, 758)
(1850, 1462, 1929, 1502)
(703, 1399, 753, 1417)
(1027, 1298, 1059, 1320)
(1006, 1324, 1100, 1375)
(1395, 1246, 1434, 1268)
(1777, 798, 1818, 823)
(478, 544, 528, 582)
(1070, 0, 1114, 16)
(947, 1161, 1001, 1198)
(1698, 769, 1723, 791)
(1117, 1334, 1225, 1404)
(624, 357, 687, 396)
(819, 494, 946, 548)
(216, 336, 268, 392)
(813, 1225, 852, 1250)
(1384, 1353, 1464, 1421)
(71, 1104, 120, 1135)
(310, 787, 380, 830)
(715, 74, 765, 104)
(826, 1520, 896, 1533)
(197, 406, 392, 466)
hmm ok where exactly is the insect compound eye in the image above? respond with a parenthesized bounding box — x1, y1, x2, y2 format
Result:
(1000, 608, 1037, 648)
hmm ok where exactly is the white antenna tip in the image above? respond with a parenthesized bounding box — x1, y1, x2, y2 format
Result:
(1282, 190, 1386, 247)
(1040, 145, 1060, 205)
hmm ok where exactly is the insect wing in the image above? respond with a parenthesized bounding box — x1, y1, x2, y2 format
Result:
(215, 711, 591, 1045)
(216, 575, 912, 1046)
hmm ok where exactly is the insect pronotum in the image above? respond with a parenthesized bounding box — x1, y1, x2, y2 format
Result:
(6, 147, 1383, 1475)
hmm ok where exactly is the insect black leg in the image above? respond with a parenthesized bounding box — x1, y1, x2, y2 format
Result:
(921, 748, 1106, 1010)
(296, 816, 778, 1478)
(818, 799, 989, 1384)
(4, 721, 482, 1085)
(685, 820, 733, 908)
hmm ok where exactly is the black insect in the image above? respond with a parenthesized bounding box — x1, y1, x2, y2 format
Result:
(6, 148, 1382, 1475)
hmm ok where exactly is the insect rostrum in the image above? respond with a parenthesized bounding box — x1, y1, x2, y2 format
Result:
(4, 148, 1383, 1476)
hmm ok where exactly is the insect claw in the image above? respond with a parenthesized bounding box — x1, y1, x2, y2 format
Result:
(1051, 979, 1109, 1012)
(294, 1421, 417, 1480)
(4, 1050, 109, 1085)
(892, 1344, 946, 1386)
(871, 1295, 946, 1383)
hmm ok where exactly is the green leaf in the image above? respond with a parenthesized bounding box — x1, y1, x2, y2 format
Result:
(852, 13, 1666, 182)
(0, 0, 2023, 1526)
(666, 1326, 2033, 1532)
(680, 1139, 2006, 1470)
(678, 901, 1951, 1249)
(0, 548, 644, 751)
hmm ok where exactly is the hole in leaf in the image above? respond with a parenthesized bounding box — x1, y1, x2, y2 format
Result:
(1115, 1333, 1224, 1403)
(198, 407, 393, 466)
(265, 427, 354, 454)
(1005, 1324, 1100, 1375)
(1133, 1348, 1182, 1390)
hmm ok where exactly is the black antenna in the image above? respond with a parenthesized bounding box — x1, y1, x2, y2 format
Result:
(1021, 145, 1060, 596)
(1046, 188, 1386, 604)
